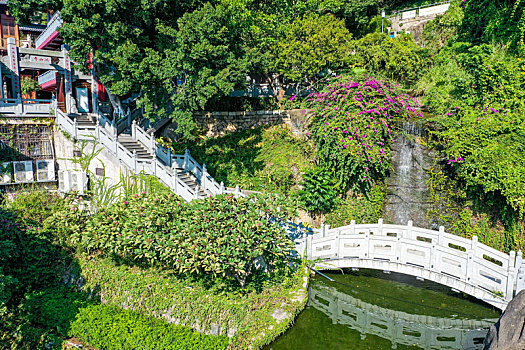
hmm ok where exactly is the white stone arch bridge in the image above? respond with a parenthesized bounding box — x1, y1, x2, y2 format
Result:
(292, 219, 525, 310)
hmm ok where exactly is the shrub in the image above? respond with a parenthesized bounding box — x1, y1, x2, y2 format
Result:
(349, 33, 431, 85)
(325, 183, 385, 227)
(297, 167, 338, 214)
(19, 287, 95, 335)
(69, 304, 229, 350)
(78, 192, 296, 287)
(308, 76, 422, 194)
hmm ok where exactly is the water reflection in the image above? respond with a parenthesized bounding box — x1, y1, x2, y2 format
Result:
(310, 283, 491, 349)
(265, 271, 500, 350)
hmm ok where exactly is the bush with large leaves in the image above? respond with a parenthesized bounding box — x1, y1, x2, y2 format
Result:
(297, 167, 338, 214)
(77, 192, 295, 287)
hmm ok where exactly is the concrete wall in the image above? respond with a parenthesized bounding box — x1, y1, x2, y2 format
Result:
(54, 126, 128, 192)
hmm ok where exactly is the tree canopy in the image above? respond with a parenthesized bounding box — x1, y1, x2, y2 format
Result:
(9, 0, 395, 139)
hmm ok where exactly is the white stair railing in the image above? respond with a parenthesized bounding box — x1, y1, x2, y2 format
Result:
(56, 108, 237, 202)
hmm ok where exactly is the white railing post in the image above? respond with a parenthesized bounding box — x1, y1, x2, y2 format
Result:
(466, 236, 478, 284)
(307, 234, 313, 260)
(202, 164, 207, 192)
(516, 251, 525, 294)
(235, 185, 240, 197)
(350, 220, 356, 235)
(73, 118, 78, 139)
(131, 120, 137, 139)
(168, 148, 172, 167)
(378, 218, 383, 236)
(171, 170, 178, 193)
(95, 119, 100, 141)
(506, 250, 516, 300)
(184, 149, 190, 170)
(438, 226, 445, 246)
(133, 150, 137, 174)
(220, 181, 225, 194)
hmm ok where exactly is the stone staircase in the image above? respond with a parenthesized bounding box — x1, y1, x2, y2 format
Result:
(57, 109, 240, 201)
(117, 134, 154, 160)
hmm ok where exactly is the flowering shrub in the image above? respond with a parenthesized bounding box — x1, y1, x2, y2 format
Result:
(308, 77, 422, 193)
(78, 192, 295, 287)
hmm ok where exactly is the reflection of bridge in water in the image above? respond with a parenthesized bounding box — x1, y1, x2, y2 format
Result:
(293, 219, 525, 310)
(309, 283, 497, 350)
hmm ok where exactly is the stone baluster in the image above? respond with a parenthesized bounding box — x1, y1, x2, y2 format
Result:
(465, 235, 478, 284)
(131, 120, 137, 139)
(73, 118, 78, 139)
(220, 181, 225, 194)
(201, 164, 208, 192)
(95, 119, 100, 141)
(172, 169, 178, 193)
(506, 250, 516, 300)
(132, 150, 137, 174)
(183, 149, 190, 171)
(235, 185, 240, 197)
(378, 218, 383, 236)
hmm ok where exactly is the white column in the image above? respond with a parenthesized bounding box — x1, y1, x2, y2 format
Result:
(184, 149, 190, 170)
(131, 120, 137, 139)
(202, 164, 207, 192)
(219, 181, 225, 194)
(466, 236, 478, 284)
(61, 45, 73, 114)
(7, 38, 20, 99)
(506, 251, 516, 300)
(171, 170, 178, 193)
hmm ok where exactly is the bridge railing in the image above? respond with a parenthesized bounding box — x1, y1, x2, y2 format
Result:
(300, 219, 521, 303)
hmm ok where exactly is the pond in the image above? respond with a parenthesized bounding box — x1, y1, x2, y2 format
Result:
(265, 269, 501, 350)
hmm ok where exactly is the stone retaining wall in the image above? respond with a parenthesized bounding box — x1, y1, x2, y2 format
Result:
(161, 109, 311, 139)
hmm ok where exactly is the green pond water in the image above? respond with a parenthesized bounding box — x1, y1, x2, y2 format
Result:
(265, 269, 501, 350)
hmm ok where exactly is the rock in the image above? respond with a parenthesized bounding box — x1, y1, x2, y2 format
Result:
(483, 290, 525, 350)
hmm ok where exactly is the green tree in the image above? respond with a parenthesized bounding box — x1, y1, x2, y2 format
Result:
(274, 14, 352, 91)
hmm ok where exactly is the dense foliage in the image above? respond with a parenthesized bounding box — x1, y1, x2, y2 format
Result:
(297, 167, 338, 214)
(78, 192, 295, 287)
(419, 0, 525, 250)
(350, 33, 431, 85)
(171, 124, 315, 195)
(0, 188, 304, 348)
(308, 76, 422, 193)
(73, 256, 308, 349)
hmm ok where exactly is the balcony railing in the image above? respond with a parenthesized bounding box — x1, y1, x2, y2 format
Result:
(0, 98, 54, 115)
(36, 12, 63, 49)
